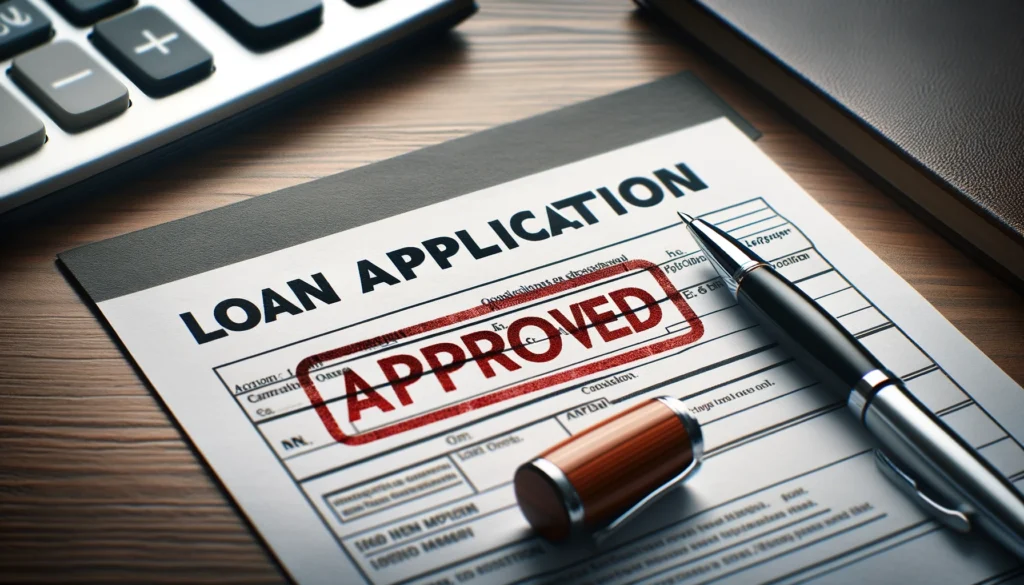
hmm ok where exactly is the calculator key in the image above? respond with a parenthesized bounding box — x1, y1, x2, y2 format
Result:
(47, 0, 136, 26)
(0, 0, 52, 60)
(0, 87, 45, 164)
(194, 0, 322, 49)
(11, 41, 128, 132)
(93, 7, 213, 97)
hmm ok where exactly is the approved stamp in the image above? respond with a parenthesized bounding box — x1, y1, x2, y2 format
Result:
(296, 259, 704, 445)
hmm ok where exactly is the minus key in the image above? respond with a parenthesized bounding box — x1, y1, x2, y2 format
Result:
(11, 41, 129, 132)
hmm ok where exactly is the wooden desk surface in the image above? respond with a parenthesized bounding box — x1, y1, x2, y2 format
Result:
(1, 1, 1021, 581)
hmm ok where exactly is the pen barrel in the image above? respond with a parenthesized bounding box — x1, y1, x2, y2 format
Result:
(865, 384, 1024, 558)
(736, 266, 883, 401)
(514, 397, 702, 542)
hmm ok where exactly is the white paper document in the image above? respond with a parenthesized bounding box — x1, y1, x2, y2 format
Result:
(97, 119, 1024, 584)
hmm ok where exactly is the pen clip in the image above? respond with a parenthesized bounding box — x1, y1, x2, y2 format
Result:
(590, 456, 703, 546)
(873, 449, 971, 533)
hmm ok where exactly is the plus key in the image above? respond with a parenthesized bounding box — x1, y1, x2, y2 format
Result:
(92, 6, 213, 97)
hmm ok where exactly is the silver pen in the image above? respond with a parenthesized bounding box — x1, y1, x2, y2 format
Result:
(679, 211, 1024, 558)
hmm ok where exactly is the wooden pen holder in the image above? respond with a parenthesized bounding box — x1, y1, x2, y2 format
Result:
(514, 396, 703, 542)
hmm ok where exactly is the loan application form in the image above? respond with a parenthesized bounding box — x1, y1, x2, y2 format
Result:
(94, 119, 1024, 584)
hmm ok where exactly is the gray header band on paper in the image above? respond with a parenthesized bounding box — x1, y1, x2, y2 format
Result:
(58, 72, 760, 303)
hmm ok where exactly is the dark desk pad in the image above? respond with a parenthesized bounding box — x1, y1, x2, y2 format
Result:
(59, 72, 759, 303)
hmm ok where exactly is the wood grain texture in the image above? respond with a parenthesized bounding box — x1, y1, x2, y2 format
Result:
(0, 0, 1021, 581)
(543, 399, 693, 532)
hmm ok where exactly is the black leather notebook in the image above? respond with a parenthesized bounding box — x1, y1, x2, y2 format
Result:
(640, 0, 1024, 286)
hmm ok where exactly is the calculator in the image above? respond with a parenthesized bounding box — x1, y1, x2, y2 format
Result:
(0, 0, 476, 216)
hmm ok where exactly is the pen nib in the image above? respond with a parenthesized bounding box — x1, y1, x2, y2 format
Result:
(677, 211, 695, 225)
